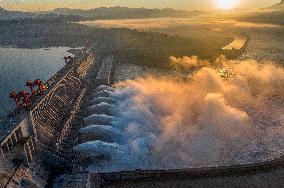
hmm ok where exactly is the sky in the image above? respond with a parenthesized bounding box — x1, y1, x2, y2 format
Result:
(0, 0, 281, 12)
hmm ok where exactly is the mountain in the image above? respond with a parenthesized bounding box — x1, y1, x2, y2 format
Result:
(0, 7, 38, 20)
(268, 0, 284, 10)
(0, 6, 200, 21)
(238, 1, 284, 25)
(49, 7, 199, 19)
(0, 7, 80, 21)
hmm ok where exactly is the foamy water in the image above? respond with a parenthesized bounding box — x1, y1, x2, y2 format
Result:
(75, 59, 284, 172)
(88, 102, 116, 116)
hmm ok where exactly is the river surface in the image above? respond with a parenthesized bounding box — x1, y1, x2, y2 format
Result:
(222, 35, 247, 50)
(0, 47, 71, 119)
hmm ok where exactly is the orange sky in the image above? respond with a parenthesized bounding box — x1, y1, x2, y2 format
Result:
(2, 2, 97, 12)
(0, 0, 280, 12)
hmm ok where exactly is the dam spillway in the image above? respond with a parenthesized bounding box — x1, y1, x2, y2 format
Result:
(0, 49, 121, 187)
(0, 45, 283, 188)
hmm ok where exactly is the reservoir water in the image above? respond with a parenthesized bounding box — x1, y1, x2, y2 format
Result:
(0, 47, 71, 119)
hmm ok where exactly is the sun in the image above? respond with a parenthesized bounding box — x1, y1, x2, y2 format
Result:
(215, 0, 240, 10)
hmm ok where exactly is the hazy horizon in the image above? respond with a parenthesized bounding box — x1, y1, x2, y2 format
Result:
(0, 0, 281, 12)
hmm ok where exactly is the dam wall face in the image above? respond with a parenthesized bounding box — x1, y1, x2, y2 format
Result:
(30, 48, 94, 151)
(0, 47, 94, 171)
(87, 156, 284, 188)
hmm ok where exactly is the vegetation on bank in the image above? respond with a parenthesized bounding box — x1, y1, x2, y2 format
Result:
(0, 18, 236, 68)
(0, 6, 201, 21)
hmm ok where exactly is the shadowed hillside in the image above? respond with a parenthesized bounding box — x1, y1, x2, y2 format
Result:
(0, 7, 79, 21)
(0, 18, 233, 67)
(0, 7, 201, 21)
(269, 0, 284, 10)
(48, 7, 201, 20)
(234, 1, 284, 25)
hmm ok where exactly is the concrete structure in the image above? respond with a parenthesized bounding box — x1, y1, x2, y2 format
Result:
(95, 55, 115, 87)
(52, 55, 116, 188)
(87, 155, 284, 188)
(1, 48, 283, 188)
(30, 51, 93, 149)
(0, 46, 95, 187)
(0, 112, 34, 167)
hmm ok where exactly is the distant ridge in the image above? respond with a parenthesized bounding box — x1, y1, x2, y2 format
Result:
(0, 6, 200, 21)
(268, 0, 284, 10)
(0, 7, 37, 20)
(48, 6, 200, 19)
(0, 7, 79, 21)
(240, 1, 284, 25)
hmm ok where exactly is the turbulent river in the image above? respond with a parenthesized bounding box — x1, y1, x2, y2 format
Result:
(0, 47, 71, 119)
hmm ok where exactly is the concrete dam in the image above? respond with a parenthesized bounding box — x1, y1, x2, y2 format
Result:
(0, 45, 283, 188)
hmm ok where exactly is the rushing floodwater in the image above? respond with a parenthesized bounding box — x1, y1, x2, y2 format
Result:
(0, 47, 71, 119)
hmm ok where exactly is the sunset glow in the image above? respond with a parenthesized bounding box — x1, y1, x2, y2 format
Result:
(0, 0, 279, 12)
(215, 0, 240, 9)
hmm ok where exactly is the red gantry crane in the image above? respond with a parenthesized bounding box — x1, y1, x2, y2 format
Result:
(10, 79, 47, 111)
(9, 91, 21, 108)
(19, 90, 32, 109)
